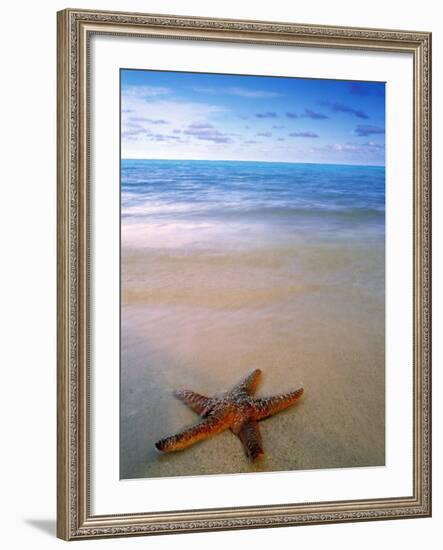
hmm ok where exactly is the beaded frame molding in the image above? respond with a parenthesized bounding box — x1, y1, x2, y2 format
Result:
(57, 8, 431, 540)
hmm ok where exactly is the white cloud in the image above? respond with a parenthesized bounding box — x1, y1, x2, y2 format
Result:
(226, 87, 282, 98)
(192, 86, 282, 99)
(121, 92, 228, 157)
(121, 85, 171, 100)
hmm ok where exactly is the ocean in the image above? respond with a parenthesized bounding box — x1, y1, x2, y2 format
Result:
(120, 159, 385, 479)
(121, 159, 384, 245)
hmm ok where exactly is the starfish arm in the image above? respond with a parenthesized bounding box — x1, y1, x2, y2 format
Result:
(254, 388, 304, 420)
(174, 389, 214, 416)
(237, 420, 264, 461)
(231, 369, 262, 395)
(155, 414, 230, 453)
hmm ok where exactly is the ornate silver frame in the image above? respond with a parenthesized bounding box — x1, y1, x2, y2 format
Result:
(57, 8, 432, 540)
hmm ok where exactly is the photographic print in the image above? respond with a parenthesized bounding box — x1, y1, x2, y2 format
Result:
(57, 10, 431, 538)
(120, 68, 386, 480)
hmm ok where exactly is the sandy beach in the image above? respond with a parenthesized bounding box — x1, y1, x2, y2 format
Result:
(120, 163, 385, 479)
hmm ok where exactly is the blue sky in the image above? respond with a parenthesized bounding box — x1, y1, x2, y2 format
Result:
(121, 69, 385, 165)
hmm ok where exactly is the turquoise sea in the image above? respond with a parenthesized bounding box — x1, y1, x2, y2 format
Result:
(121, 159, 384, 242)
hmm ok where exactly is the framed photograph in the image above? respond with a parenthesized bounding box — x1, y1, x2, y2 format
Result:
(57, 8, 432, 540)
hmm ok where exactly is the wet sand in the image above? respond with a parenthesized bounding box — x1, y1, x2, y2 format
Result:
(120, 231, 385, 479)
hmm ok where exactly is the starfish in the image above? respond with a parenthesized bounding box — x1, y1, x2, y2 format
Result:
(155, 369, 304, 461)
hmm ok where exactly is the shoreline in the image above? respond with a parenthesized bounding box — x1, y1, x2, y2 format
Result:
(120, 235, 385, 479)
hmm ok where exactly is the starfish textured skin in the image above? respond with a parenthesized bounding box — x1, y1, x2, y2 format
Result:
(155, 369, 304, 461)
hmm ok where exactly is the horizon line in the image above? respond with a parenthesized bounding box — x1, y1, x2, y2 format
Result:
(121, 158, 385, 168)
